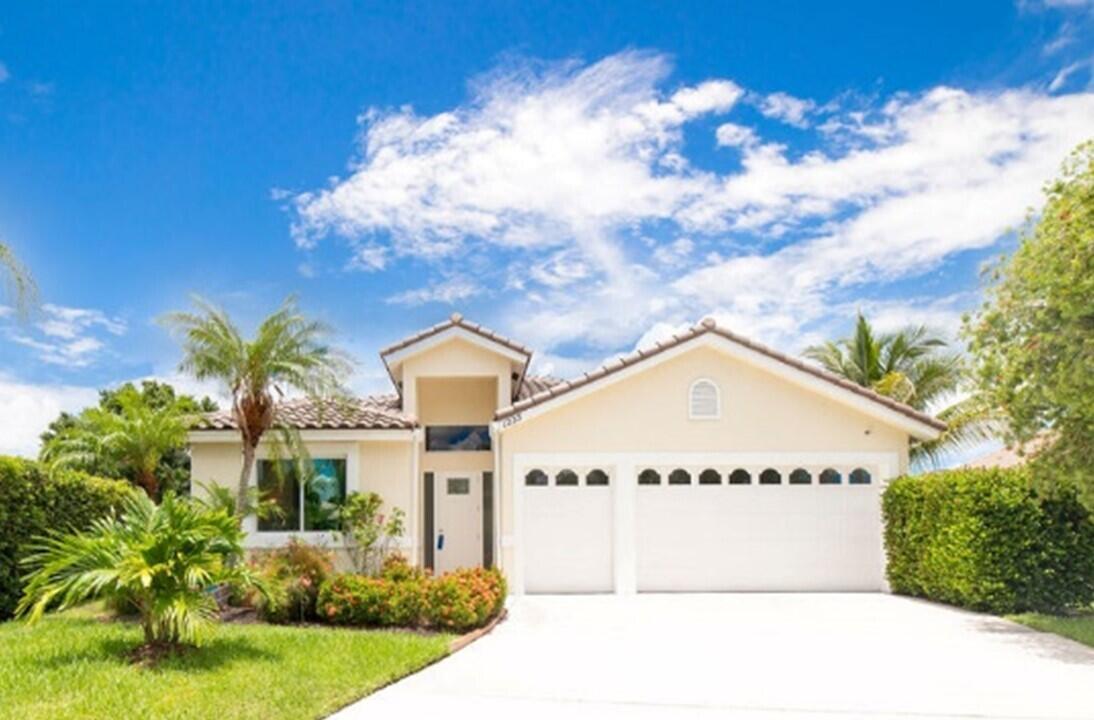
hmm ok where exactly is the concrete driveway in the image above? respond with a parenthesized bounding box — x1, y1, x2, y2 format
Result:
(333, 594, 1094, 720)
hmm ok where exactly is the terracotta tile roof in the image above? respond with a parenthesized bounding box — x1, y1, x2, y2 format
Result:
(195, 395, 415, 431)
(380, 312, 531, 359)
(516, 375, 565, 400)
(495, 318, 947, 433)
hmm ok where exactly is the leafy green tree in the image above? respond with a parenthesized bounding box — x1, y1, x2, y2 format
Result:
(41, 386, 192, 499)
(16, 492, 259, 648)
(0, 241, 37, 318)
(965, 140, 1094, 498)
(162, 296, 352, 522)
(805, 313, 994, 466)
(39, 380, 217, 496)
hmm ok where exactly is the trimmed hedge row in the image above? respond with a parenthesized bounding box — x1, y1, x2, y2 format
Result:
(883, 467, 1094, 613)
(0, 456, 136, 619)
(318, 557, 506, 633)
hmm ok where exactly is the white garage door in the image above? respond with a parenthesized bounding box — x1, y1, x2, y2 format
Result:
(522, 467, 614, 593)
(636, 465, 882, 592)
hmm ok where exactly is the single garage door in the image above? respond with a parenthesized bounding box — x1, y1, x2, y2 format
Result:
(522, 467, 614, 593)
(636, 464, 882, 592)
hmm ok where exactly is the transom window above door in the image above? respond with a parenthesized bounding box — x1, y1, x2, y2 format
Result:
(257, 458, 346, 532)
(426, 425, 491, 451)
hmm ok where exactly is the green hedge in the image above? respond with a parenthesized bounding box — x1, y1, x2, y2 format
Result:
(883, 467, 1094, 613)
(0, 456, 136, 619)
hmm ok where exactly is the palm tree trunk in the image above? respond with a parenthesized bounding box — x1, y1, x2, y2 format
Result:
(238, 440, 257, 525)
(137, 470, 159, 501)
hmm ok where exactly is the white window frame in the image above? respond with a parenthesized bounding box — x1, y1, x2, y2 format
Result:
(688, 378, 721, 420)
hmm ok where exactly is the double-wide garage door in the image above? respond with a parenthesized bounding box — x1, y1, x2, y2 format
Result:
(521, 463, 883, 593)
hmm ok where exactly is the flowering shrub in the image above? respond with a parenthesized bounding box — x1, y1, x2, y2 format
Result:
(425, 567, 506, 632)
(380, 553, 426, 582)
(250, 538, 334, 623)
(318, 573, 428, 627)
(317, 565, 505, 632)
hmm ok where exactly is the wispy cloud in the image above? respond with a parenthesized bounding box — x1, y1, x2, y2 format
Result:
(0, 62, 9, 83)
(2, 303, 127, 368)
(289, 50, 1094, 358)
(386, 277, 481, 306)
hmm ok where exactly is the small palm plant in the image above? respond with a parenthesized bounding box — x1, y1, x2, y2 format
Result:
(16, 492, 259, 649)
(161, 296, 352, 521)
(41, 386, 190, 499)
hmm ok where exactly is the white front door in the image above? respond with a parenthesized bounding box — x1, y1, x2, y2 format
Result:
(434, 473, 483, 574)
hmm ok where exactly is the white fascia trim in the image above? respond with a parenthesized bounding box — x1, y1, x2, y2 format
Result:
(189, 429, 415, 444)
(498, 334, 942, 441)
(383, 326, 529, 369)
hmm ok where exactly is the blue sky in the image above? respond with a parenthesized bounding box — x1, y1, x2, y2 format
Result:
(1, 1, 1092, 456)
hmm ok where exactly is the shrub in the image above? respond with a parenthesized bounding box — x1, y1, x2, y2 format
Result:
(424, 567, 506, 632)
(380, 553, 426, 583)
(317, 565, 505, 632)
(250, 538, 333, 623)
(883, 467, 1094, 613)
(318, 574, 428, 627)
(0, 456, 135, 619)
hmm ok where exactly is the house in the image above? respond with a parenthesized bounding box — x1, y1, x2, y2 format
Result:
(189, 313, 945, 595)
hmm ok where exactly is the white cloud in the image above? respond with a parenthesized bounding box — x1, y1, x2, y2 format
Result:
(715, 122, 759, 148)
(0, 376, 98, 457)
(290, 50, 1094, 360)
(756, 91, 816, 127)
(2, 303, 127, 368)
(386, 277, 481, 306)
(291, 51, 734, 272)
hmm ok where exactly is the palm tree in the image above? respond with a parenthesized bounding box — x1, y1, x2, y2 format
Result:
(804, 313, 994, 466)
(17, 492, 256, 648)
(0, 241, 37, 317)
(161, 296, 352, 520)
(41, 387, 190, 499)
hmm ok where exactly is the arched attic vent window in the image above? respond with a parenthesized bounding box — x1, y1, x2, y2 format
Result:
(689, 379, 720, 419)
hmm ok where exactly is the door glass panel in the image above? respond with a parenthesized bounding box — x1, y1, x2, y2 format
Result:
(447, 477, 471, 495)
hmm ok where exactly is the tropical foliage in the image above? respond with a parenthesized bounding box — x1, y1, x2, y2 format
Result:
(0, 240, 37, 317)
(804, 313, 993, 465)
(16, 492, 258, 648)
(0, 456, 135, 619)
(339, 491, 406, 574)
(40, 385, 196, 499)
(162, 296, 352, 520)
(964, 140, 1094, 502)
(248, 538, 334, 623)
(39, 381, 217, 497)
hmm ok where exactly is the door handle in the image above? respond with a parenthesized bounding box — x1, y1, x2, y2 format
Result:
(437, 531, 445, 550)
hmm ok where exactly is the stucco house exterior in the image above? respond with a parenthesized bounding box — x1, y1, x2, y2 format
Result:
(189, 313, 945, 595)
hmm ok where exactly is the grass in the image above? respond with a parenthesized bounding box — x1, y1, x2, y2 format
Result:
(0, 605, 452, 720)
(1010, 612, 1094, 649)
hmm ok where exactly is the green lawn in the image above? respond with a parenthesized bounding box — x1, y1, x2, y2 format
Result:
(1010, 612, 1094, 649)
(0, 606, 451, 720)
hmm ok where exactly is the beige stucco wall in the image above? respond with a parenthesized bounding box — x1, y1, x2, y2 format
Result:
(496, 343, 913, 575)
(401, 337, 512, 416)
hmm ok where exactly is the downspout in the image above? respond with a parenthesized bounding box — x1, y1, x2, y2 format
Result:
(410, 427, 422, 567)
(490, 420, 503, 575)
